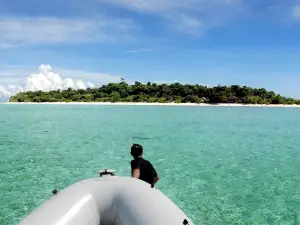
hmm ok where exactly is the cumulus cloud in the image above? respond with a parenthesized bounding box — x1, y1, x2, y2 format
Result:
(0, 85, 23, 99)
(0, 64, 116, 100)
(24, 64, 96, 92)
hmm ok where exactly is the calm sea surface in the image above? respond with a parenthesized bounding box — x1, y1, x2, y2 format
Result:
(1, 104, 300, 225)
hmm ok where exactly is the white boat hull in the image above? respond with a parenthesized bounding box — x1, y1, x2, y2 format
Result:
(18, 176, 194, 225)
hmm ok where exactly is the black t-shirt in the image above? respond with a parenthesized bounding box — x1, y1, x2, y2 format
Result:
(131, 158, 158, 184)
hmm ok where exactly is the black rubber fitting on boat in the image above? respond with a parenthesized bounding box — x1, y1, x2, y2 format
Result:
(52, 189, 58, 195)
(183, 219, 189, 225)
(100, 169, 115, 177)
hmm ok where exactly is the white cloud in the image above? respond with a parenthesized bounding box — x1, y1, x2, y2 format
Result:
(103, 0, 240, 13)
(169, 14, 204, 36)
(0, 17, 137, 46)
(0, 64, 122, 100)
(292, 4, 300, 19)
(126, 48, 154, 53)
(0, 85, 23, 99)
(102, 0, 243, 35)
(0, 43, 19, 49)
(23, 64, 95, 92)
(103, 0, 194, 12)
(56, 68, 122, 84)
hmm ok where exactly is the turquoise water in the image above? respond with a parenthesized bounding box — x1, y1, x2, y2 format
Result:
(1, 105, 300, 225)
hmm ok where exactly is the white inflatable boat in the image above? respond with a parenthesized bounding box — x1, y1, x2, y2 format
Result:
(18, 170, 194, 225)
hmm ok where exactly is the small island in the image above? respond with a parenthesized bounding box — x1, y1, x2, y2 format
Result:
(9, 81, 300, 105)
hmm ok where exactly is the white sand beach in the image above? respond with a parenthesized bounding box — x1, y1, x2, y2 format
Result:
(2, 102, 300, 108)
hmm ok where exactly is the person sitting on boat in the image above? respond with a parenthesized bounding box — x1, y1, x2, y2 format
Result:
(130, 144, 159, 186)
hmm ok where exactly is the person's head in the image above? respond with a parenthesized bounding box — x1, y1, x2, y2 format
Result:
(131, 144, 143, 158)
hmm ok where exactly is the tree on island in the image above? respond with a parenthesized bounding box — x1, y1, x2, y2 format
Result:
(9, 81, 300, 105)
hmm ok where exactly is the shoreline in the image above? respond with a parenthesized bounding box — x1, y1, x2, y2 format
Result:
(1, 102, 300, 108)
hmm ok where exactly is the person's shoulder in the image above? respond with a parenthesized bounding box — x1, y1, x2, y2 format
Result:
(131, 159, 140, 169)
(143, 158, 154, 165)
(131, 159, 138, 164)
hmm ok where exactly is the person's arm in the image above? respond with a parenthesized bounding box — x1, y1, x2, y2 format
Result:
(132, 168, 140, 179)
(153, 175, 159, 184)
(131, 160, 140, 179)
(152, 165, 159, 184)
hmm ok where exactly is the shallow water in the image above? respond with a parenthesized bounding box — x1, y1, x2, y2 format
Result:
(1, 104, 300, 225)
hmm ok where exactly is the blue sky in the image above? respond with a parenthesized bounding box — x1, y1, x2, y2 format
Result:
(1, 0, 300, 98)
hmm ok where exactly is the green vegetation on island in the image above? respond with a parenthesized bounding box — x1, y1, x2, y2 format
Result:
(9, 81, 300, 105)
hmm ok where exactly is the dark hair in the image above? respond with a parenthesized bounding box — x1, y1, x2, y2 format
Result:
(131, 144, 143, 157)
